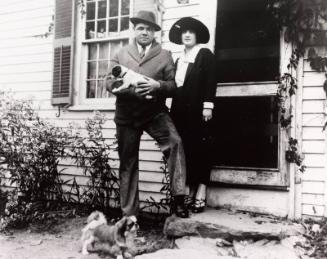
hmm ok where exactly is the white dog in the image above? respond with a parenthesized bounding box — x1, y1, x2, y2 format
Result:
(110, 65, 153, 99)
(81, 211, 138, 258)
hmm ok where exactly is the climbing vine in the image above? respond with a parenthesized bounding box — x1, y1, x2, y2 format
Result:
(267, 0, 327, 172)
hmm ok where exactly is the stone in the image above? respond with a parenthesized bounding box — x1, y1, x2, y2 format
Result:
(233, 240, 299, 259)
(311, 224, 321, 233)
(175, 236, 234, 256)
(135, 248, 236, 259)
(164, 209, 304, 240)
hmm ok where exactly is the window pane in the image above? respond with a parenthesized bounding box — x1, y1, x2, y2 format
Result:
(99, 43, 109, 59)
(98, 61, 109, 79)
(87, 81, 96, 98)
(212, 96, 278, 168)
(86, 2, 95, 20)
(97, 20, 106, 38)
(98, 0, 107, 19)
(86, 22, 95, 39)
(110, 41, 122, 59)
(86, 41, 128, 99)
(87, 61, 97, 79)
(97, 80, 107, 98)
(109, 0, 119, 17)
(121, 0, 130, 15)
(120, 17, 129, 31)
(88, 44, 97, 60)
(109, 19, 118, 33)
(215, 0, 280, 82)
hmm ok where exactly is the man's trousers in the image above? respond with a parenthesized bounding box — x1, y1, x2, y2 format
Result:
(116, 112, 187, 216)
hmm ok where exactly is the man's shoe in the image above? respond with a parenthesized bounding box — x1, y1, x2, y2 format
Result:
(173, 195, 189, 218)
(175, 204, 189, 218)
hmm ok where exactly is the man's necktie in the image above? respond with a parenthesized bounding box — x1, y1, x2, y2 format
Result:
(139, 46, 146, 59)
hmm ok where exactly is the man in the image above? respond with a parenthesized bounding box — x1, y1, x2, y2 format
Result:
(107, 10, 188, 218)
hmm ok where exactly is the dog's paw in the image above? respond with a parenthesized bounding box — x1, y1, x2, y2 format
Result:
(81, 249, 89, 255)
(123, 252, 133, 259)
(116, 255, 123, 259)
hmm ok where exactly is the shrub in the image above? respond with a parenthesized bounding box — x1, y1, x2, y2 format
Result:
(0, 91, 74, 203)
(70, 111, 120, 212)
(0, 91, 76, 228)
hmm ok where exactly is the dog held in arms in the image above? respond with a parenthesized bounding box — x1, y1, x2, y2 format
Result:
(110, 65, 153, 100)
(81, 211, 138, 258)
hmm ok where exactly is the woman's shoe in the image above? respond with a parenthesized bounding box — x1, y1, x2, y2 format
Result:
(184, 196, 194, 209)
(192, 199, 206, 213)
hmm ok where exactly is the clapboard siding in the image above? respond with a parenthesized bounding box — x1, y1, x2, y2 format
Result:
(302, 204, 325, 217)
(302, 168, 327, 181)
(302, 114, 325, 126)
(0, 37, 52, 49)
(302, 140, 325, 154)
(301, 47, 327, 217)
(0, 44, 53, 58)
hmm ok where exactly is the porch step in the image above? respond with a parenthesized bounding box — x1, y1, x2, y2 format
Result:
(163, 208, 304, 240)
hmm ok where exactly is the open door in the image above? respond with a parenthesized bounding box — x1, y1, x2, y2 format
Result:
(211, 0, 288, 188)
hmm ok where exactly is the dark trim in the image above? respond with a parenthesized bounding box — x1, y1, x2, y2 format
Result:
(208, 181, 289, 191)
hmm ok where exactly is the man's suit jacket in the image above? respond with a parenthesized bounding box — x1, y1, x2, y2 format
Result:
(108, 40, 176, 127)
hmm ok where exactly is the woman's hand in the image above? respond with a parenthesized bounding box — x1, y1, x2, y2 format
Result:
(202, 108, 212, 121)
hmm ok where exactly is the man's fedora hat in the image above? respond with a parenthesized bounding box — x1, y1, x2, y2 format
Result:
(130, 10, 161, 31)
(169, 17, 210, 45)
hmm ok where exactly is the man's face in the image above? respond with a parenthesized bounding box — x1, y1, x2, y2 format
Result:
(134, 23, 155, 46)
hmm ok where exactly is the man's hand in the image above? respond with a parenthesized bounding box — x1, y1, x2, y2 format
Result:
(135, 78, 160, 97)
(203, 108, 213, 121)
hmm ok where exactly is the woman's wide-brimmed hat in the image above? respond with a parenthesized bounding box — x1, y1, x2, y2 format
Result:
(169, 17, 210, 44)
(130, 10, 161, 31)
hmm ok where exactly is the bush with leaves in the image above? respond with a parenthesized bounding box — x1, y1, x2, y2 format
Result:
(69, 111, 120, 213)
(266, 0, 327, 172)
(0, 91, 77, 229)
(140, 157, 171, 217)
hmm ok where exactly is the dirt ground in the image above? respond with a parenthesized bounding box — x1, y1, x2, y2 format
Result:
(0, 215, 173, 259)
(1, 214, 327, 259)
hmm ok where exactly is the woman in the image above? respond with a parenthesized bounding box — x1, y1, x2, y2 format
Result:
(169, 17, 217, 213)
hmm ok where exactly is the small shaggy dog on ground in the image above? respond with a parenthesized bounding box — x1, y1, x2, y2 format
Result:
(81, 211, 138, 258)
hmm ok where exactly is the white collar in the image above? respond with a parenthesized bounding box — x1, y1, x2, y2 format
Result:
(136, 42, 152, 55)
(181, 45, 201, 63)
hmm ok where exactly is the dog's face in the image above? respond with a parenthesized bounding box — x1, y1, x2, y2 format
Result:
(112, 65, 122, 78)
(81, 213, 138, 256)
(116, 215, 138, 238)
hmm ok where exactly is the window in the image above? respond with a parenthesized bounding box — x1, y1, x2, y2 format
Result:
(215, 0, 280, 83)
(84, 0, 130, 99)
(212, 0, 288, 187)
(212, 96, 279, 169)
(86, 41, 127, 98)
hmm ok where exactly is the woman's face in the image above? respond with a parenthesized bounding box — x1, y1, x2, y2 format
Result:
(181, 29, 197, 48)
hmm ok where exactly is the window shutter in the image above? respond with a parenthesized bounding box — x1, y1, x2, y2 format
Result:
(51, 0, 75, 106)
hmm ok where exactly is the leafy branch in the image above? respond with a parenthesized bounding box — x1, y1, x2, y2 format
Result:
(266, 0, 327, 172)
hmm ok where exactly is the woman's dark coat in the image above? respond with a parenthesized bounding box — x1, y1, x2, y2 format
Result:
(170, 48, 217, 185)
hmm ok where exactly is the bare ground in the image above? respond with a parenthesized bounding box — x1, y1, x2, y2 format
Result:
(0, 215, 173, 259)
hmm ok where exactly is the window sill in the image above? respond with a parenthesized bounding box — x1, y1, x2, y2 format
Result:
(216, 81, 278, 97)
(68, 103, 116, 111)
(210, 166, 289, 187)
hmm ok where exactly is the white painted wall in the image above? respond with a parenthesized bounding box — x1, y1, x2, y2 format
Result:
(300, 46, 327, 218)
